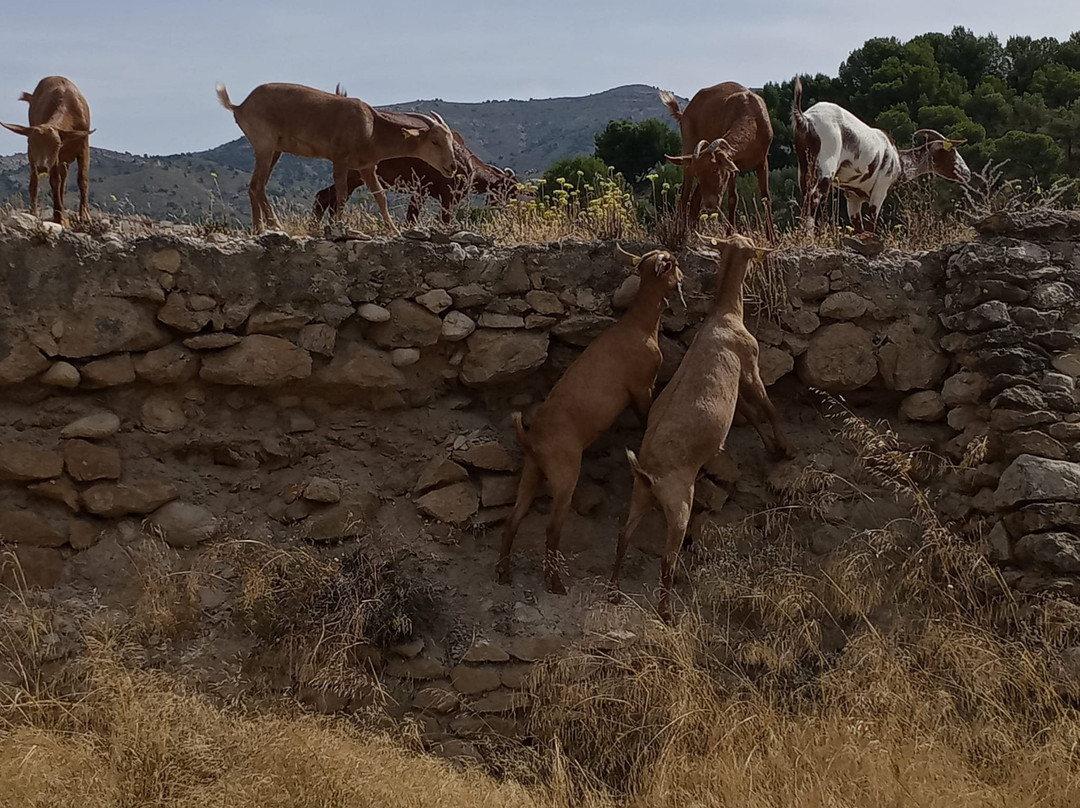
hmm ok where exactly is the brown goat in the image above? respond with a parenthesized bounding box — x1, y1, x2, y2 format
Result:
(610, 235, 791, 621)
(2, 76, 93, 223)
(215, 82, 455, 233)
(497, 245, 686, 594)
(660, 83, 776, 242)
(312, 130, 521, 225)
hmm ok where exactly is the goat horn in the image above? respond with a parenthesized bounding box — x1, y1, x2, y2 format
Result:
(430, 111, 449, 129)
(912, 129, 945, 144)
(693, 139, 710, 157)
(411, 113, 438, 129)
(503, 167, 516, 178)
(614, 243, 641, 267)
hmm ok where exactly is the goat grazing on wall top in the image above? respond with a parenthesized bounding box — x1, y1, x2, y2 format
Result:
(2, 76, 94, 224)
(215, 81, 455, 234)
(660, 83, 777, 242)
(791, 77, 971, 237)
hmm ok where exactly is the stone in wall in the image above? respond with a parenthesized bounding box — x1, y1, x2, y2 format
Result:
(200, 336, 312, 387)
(460, 330, 549, 386)
(0, 341, 50, 385)
(369, 300, 443, 349)
(316, 342, 405, 392)
(55, 299, 171, 358)
(798, 323, 877, 392)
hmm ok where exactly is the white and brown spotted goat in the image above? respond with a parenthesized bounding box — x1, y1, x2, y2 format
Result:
(791, 77, 971, 235)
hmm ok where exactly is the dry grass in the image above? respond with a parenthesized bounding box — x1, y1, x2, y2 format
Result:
(221, 541, 439, 697)
(0, 644, 546, 808)
(4, 410, 1080, 806)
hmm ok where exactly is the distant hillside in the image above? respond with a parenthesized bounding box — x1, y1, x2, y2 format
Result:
(0, 84, 682, 224)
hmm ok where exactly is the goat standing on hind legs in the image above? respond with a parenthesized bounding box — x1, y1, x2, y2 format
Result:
(497, 245, 686, 594)
(610, 235, 793, 623)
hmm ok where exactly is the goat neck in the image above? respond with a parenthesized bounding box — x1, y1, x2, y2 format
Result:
(714, 244, 755, 319)
(897, 144, 934, 183)
(624, 272, 673, 333)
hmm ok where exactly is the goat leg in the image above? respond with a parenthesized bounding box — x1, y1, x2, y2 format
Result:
(360, 166, 398, 234)
(657, 496, 692, 625)
(609, 479, 653, 601)
(497, 458, 541, 584)
(48, 167, 64, 224)
(77, 150, 90, 222)
(543, 460, 580, 595)
(28, 169, 38, 217)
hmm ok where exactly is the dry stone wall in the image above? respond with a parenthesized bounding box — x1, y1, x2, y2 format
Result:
(1, 210, 1079, 751)
(939, 211, 1080, 587)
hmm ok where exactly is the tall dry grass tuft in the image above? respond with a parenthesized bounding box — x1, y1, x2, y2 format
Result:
(524, 406, 1080, 807)
(0, 642, 547, 808)
(220, 541, 439, 697)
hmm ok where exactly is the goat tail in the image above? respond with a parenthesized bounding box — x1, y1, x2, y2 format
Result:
(791, 77, 806, 130)
(18, 92, 32, 104)
(215, 82, 236, 112)
(658, 90, 682, 122)
(511, 412, 534, 457)
(625, 449, 656, 490)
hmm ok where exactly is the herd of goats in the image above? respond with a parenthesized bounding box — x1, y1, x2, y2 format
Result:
(3, 74, 972, 238)
(1, 74, 974, 618)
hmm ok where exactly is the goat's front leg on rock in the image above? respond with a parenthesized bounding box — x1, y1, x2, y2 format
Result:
(497, 245, 685, 593)
(610, 236, 781, 623)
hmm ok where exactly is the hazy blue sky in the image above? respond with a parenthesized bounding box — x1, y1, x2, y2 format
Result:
(1, 1, 1076, 156)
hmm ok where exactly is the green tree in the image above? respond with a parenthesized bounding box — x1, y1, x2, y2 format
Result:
(875, 105, 916, 146)
(593, 119, 681, 183)
(1041, 106, 1080, 169)
(918, 105, 985, 143)
(1030, 63, 1080, 109)
(933, 27, 1009, 89)
(1006, 36, 1062, 93)
(965, 79, 1014, 137)
(990, 130, 1064, 180)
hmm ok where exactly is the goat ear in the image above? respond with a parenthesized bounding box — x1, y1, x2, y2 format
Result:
(402, 128, 422, 139)
(615, 243, 641, 267)
(754, 247, 775, 261)
(666, 153, 691, 166)
(60, 128, 94, 142)
(1, 121, 33, 137)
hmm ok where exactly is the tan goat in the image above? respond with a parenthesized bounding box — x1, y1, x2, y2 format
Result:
(215, 82, 455, 233)
(2, 76, 94, 223)
(497, 245, 686, 594)
(660, 83, 776, 242)
(610, 235, 791, 621)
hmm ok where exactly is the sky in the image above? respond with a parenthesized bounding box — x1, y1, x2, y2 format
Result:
(1, 1, 1077, 157)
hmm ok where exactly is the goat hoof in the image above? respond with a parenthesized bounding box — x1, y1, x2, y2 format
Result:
(606, 585, 624, 605)
(495, 563, 511, 585)
(548, 579, 567, 596)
